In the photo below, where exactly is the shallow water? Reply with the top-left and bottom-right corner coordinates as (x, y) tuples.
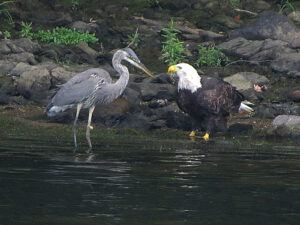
(0, 136), (300, 225)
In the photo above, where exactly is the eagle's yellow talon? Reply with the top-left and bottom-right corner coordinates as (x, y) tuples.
(189, 130), (196, 137)
(89, 125), (94, 130)
(202, 133), (209, 141)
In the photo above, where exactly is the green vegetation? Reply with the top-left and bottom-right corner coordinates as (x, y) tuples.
(20, 22), (98, 45)
(126, 29), (140, 47)
(161, 19), (185, 66)
(3, 30), (11, 40)
(279, 0), (295, 13)
(0, 0), (15, 24)
(20, 22), (33, 39)
(196, 46), (229, 67)
(230, 0), (240, 8)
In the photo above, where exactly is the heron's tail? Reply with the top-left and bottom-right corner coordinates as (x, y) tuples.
(45, 103), (69, 117)
(239, 100), (254, 113)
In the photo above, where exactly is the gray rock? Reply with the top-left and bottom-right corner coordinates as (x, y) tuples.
(70, 21), (97, 33)
(2, 52), (38, 65)
(0, 60), (17, 73)
(271, 52), (300, 74)
(50, 67), (77, 84)
(268, 115), (300, 139)
(219, 37), (263, 59)
(224, 72), (269, 100)
(16, 67), (51, 101)
(10, 62), (34, 77)
(230, 11), (300, 48)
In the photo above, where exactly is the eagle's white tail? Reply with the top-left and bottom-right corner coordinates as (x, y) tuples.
(239, 100), (254, 113)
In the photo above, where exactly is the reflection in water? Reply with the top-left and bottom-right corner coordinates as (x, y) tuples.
(0, 137), (300, 225)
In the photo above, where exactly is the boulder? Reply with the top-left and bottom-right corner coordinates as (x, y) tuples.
(229, 11), (300, 48)
(16, 67), (51, 102)
(268, 115), (300, 140)
(50, 67), (77, 84)
(223, 72), (270, 100)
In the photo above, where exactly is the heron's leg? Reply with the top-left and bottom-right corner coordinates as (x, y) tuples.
(86, 106), (95, 149)
(73, 103), (83, 148)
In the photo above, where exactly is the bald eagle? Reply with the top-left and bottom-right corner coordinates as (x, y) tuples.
(168, 63), (253, 141)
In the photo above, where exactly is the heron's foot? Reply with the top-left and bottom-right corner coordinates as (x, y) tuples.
(202, 133), (210, 141)
(89, 125), (94, 130)
(189, 130), (196, 137)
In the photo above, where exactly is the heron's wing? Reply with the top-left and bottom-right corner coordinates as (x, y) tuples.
(52, 68), (112, 106)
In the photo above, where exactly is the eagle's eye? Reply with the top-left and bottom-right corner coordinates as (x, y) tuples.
(177, 66), (182, 70)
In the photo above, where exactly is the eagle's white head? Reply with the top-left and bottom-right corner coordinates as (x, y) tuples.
(168, 63), (202, 93)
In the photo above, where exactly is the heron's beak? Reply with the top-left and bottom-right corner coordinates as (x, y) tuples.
(127, 58), (153, 77)
(168, 65), (179, 73)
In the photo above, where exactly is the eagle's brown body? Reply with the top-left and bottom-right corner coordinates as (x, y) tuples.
(177, 75), (244, 133)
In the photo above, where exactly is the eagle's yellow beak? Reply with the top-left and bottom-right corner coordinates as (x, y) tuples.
(168, 65), (179, 73)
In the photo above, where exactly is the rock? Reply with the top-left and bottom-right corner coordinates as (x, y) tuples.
(289, 90), (300, 102)
(250, 0), (271, 12)
(219, 37), (294, 60)
(118, 112), (162, 130)
(10, 62), (34, 77)
(271, 52), (300, 74)
(288, 11), (300, 23)
(150, 73), (174, 84)
(229, 11), (300, 48)
(223, 72), (270, 100)
(12, 38), (41, 53)
(50, 67), (77, 84)
(131, 82), (176, 102)
(268, 115), (300, 139)
(219, 37), (263, 59)
(255, 103), (300, 119)
(211, 14), (242, 29)
(0, 60), (17, 73)
(2, 52), (38, 65)
(16, 67), (51, 102)
(70, 21), (97, 33)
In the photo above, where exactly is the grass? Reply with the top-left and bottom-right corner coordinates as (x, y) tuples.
(279, 0), (295, 13)
(161, 19), (185, 66)
(20, 22), (98, 45)
(0, 0), (15, 24)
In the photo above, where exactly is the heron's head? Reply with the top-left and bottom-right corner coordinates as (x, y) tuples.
(168, 63), (201, 92)
(120, 48), (153, 77)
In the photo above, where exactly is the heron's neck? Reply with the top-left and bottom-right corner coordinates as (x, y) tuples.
(113, 62), (130, 97)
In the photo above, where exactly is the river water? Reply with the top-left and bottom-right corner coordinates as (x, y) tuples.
(0, 136), (300, 225)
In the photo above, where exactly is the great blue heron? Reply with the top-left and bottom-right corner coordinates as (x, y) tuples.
(46, 48), (153, 149)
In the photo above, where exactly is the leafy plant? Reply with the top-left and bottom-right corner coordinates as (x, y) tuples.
(196, 46), (229, 67)
(126, 28), (140, 47)
(279, 0), (295, 13)
(34, 27), (98, 45)
(230, 0), (240, 8)
(20, 22), (98, 46)
(0, 0), (15, 24)
(20, 22), (33, 39)
(161, 19), (185, 66)
(3, 30), (11, 40)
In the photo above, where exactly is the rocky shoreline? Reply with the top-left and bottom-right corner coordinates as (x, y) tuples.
(0, 0), (299, 141)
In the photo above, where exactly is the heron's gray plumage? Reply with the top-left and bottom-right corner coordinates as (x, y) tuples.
(51, 68), (112, 107)
(45, 48), (152, 149)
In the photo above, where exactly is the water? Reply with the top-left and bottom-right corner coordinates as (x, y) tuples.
(0, 136), (300, 225)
